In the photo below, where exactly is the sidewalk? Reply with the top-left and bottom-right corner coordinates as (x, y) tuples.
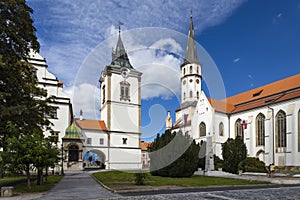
(194, 170), (300, 185)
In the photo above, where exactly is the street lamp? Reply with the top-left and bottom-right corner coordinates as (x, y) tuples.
(61, 143), (64, 175)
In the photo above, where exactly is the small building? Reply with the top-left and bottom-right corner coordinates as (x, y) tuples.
(140, 141), (151, 168)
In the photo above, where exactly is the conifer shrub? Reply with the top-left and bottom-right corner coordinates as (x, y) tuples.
(149, 130), (201, 177)
(239, 157), (267, 173)
(222, 136), (247, 174)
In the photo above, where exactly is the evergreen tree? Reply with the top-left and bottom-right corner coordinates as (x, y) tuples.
(222, 136), (247, 174)
(150, 130), (201, 177)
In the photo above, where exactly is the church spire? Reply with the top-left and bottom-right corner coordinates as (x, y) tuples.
(184, 11), (199, 64)
(111, 21), (133, 68)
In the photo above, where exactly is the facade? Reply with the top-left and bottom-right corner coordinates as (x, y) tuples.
(168, 15), (300, 169)
(62, 27), (143, 170)
(28, 50), (73, 144)
(141, 141), (151, 169)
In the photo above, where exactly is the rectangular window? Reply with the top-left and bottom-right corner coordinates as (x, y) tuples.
(99, 138), (104, 145)
(122, 138), (127, 145)
(87, 138), (92, 145)
(120, 81), (130, 101)
(45, 108), (58, 119)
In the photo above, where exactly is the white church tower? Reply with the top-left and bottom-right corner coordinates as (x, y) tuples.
(99, 25), (142, 169)
(181, 13), (202, 103)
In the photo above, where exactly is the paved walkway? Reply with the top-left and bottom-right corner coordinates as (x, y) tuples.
(35, 171), (120, 200)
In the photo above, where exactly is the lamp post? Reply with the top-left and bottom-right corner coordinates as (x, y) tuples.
(61, 143), (64, 175)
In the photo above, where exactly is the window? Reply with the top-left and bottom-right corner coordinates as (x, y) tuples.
(102, 85), (105, 104)
(190, 91), (193, 98)
(45, 108), (58, 119)
(196, 79), (200, 84)
(256, 113), (265, 146)
(183, 80), (186, 85)
(99, 138), (104, 145)
(199, 122), (206, 137)
(235, 119), (244, 140)
(183, 68), (186, 75)
(298, 109), (300, 152)
(276, 110), (286, 148)
(196, 91), (199, 100)
(120, 81), (130, 101)
(50, 131), (59, 144)
(190, 65), (193, 74)
(87, 138), (92, 145)
(219, 122), (224, 136)
(68, 144), (79, 162)
(197, 66), (199, 74)
(183, 92), (186, 100)
(122, 138), (128, 145)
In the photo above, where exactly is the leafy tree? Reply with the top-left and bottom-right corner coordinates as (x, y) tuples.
(150, 130), (201, 177)
(222, 136), (247, 174)
(238, 157), (267, 173)
(0, 0), (57, 187)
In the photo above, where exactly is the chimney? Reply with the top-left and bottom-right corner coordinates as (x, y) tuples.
(80, 109), (83, 120)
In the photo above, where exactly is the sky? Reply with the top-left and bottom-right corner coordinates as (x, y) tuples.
(27, 0), (300, 141)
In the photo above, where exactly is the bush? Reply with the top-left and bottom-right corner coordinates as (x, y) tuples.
(134, 172), (147, 185)
(222, 137), (247, 174)
(214, 155), (223, 170)
(150, 130), (201, 177)
(239, 157), (267, 173)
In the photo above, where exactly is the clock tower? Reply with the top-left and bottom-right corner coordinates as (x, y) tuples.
(99, 25), (142, 169)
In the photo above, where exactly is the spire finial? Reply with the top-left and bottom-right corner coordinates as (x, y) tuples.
(190, 9), (193, 18)
(118, 21), (124, 34)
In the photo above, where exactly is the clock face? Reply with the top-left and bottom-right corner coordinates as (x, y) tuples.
(121, 68), (129, 78)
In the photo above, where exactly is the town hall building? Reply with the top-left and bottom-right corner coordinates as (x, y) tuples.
(167, 14), (300, 170)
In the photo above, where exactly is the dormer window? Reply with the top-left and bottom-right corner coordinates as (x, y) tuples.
(253, 89), (263, 97)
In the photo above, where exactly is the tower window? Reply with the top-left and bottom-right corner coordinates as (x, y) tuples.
(197, 66), (199, 74)
(183, 92), (186, 100)
(122, 138), (128, 145)
(196, 79), (200, 84)
(189, 79), (193, 83)
(190, 66), (193, 74)
(196, 91), (199, 100)
(190, 91), (193, 98)
(120, 81), (130, 101)
(102, 85), (106, 104)
(183, 68), (186, 75)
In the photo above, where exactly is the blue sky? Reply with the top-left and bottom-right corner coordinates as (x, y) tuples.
(27, 0), (300, 141)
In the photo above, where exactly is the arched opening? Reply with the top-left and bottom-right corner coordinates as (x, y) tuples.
(256, 113), (265, 146)
(276, 110), (286, 151)
(83, 150), (106, 169)
(199, 122), (206, 137)
(68, 144), (79, 162)
(190, 65), (193, 74)
(235, 118), (244, 141)
(219, 122), (224, 136)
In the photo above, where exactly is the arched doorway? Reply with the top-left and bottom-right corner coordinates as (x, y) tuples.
(83, 150), (106, 169)
(68, 144), (79, 162)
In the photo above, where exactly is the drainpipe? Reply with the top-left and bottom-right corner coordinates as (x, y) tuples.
(268, 106), (275, 164)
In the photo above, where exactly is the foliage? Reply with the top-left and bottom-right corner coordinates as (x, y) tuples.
(0, 0), (58, 189)
(239, 157), (267, 173)
(222, 136), (247, 174)
(134, 172), (147, 185)
(93, 170), (268, 190)
(214, 155), (223, 170)
(149, 129), (201, 177)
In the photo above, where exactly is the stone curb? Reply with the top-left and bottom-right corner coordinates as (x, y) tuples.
(90, 173), (117, 193)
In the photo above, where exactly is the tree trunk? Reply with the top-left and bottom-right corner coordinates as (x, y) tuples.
(25, 164), (31, 190)
(45, 167), (48, 183)
(37, 167), (43, 185)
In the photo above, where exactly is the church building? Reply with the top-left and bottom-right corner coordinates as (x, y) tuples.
(168, 14), (300, 170)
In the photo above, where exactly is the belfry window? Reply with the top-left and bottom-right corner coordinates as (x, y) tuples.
(102, 85), (105, 104)
(196, 91), (199, 100)
(190, 91), (193, 98)
(190, 66), (193, 74)
(183, 68), (186, 75)
(120, 81), (130, 101)
(256, 113), (265, 146)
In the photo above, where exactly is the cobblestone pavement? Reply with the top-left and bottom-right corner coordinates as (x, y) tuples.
(101, 186), (300, 200)
(35, 171), (120, 200)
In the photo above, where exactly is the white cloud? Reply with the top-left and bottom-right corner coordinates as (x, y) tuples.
(233, 57), (240, 63)
(273, 12), (283, 24)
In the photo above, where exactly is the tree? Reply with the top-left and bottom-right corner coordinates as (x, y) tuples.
(150, 130), (201, 177)
(0, 0), (57, 186)
(222, 136), (247, 174)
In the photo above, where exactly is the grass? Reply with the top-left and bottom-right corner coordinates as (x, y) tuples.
(14, 175), (63, 193)
(93, 170), (267, 190)
(0, 176), (28, 187)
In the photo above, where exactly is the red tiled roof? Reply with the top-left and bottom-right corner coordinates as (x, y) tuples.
(75, 119), (107, 131)
(209, 74), (300, 114)
(140, 141), (152, 151)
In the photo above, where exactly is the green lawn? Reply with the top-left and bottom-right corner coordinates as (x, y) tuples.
(0, 176), (27, 187)
(93, 170), (267, 190)
(14, 175), (63, 193)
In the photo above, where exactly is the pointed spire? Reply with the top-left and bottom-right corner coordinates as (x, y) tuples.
(111, 21), (133, 68)
(184, 11), (199, 64)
